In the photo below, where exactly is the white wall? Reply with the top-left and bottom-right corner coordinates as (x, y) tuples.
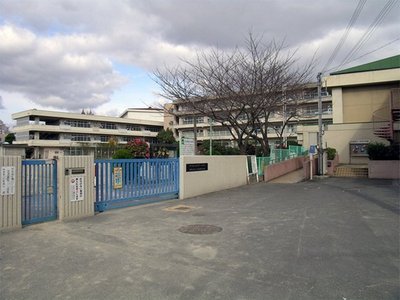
(179, 155), (248, 199)
(57, 156), (94, 220)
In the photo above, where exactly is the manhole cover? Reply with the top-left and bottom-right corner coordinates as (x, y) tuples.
(178, 224), (222, 235)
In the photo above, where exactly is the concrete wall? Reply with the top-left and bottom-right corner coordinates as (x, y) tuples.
(57, 156), (95, 220)
(368, 160), (400, 179)
(264, 157), (304, 182)
(342, 85), (393, 123)
(0, 156), (21, 231)
(0, 146), (25, 158)
(179, 155), (247, 199)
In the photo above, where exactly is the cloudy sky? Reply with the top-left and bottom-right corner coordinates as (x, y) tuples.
(0, 0), (399, 126)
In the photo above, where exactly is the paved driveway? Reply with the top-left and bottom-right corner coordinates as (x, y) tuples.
(1, 178), (399, 299)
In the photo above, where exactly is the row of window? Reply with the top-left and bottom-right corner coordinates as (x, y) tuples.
(64, 120), (91, 128)
(182, 116), (205, 124)
(61, 120), (161, 131)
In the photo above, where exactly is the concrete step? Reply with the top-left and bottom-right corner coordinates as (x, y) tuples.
(334, 166), (368, 178)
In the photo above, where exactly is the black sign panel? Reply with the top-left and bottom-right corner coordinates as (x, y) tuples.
(186, 163), (208, 172)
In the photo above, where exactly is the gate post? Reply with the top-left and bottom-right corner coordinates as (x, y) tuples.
(0, 156), (22, 231)
(58, 156), (95, 221)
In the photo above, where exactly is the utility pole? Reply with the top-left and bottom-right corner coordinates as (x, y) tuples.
(193, 115), (197, 155)
(317, 72), (323, 175)
(209, 117), (213, 155)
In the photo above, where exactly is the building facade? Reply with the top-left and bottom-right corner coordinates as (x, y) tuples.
(12, 109), (164, 159)
(298, 55), (400, 164)
(168, 84), (333, 149)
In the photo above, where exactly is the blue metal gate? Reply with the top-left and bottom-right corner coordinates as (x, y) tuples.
(95, 158), (179, 211)
(21, 160), (57, 225)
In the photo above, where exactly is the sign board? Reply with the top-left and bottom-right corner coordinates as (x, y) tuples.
(70, 175), (84, 201)
(1, 166), (15, 196)
(180, 136), (195, 156)
(246, 156), (258, 175)
(113, 167), (123, 189)
(350, 142), (369, 157)
(309, 145), (317, 154)
(186, 163), (208, 172)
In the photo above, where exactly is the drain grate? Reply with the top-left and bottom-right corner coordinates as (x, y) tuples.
(178, 224), (222, 235)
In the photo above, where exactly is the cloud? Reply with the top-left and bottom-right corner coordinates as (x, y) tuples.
(0, 96), (4, 109)
(0, 24), (126, 111)
(0, 0), (398, 116)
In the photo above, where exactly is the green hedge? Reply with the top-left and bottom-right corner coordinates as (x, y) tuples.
(367, 143), (400, 160)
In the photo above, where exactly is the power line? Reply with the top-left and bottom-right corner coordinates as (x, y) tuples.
(337, 0), (398, 69)
(326, 36), (400, 73)
(322, 0), (366, 73)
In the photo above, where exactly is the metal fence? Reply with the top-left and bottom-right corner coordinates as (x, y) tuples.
(21, 160), (57, 225)
(256, 146), (306, 176)
(95, 158), (179, 211)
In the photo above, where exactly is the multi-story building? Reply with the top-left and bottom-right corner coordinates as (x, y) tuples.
(298, 54), (400, 164)
(168, 84), (333, 149)
(12, 109), (164, 159)
(168, 55), (399, 164)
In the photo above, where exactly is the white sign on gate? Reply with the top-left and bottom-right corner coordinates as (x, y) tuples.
(1, 166), (15, 196)
(70, 175), (84, 201)
(180, 136), (195, 156)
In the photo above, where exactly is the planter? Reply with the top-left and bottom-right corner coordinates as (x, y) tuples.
(327, 154), (339, 176)
(368, 160), (400, 179)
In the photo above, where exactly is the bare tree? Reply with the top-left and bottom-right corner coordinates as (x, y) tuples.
(153, 33), (314, 155)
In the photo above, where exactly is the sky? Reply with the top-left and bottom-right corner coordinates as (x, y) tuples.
(0, 0), (399, 126)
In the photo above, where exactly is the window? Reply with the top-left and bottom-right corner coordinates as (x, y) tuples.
(99, 122), (117, 130)
(99, 136), (109, 142)
(182, 116), (204, 124)
(64, 120), (91, 128)
(144, 126), (160, 133)
(122, 136), (135, 142)
(64, 148), (90, 156)
(127, 125), (142, 131)
(71, 134), (91, 142)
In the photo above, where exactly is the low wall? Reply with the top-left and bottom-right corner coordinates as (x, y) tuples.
(368, 160), (400, 179)
(302, 156), (318, 180)
(179, 155), (248, 199)
(263, 157), (304, 182)
(327, 155), (340, 176)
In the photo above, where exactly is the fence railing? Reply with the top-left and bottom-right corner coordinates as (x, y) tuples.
(256, 145), (306, 176)
(94, 158), (179, 211)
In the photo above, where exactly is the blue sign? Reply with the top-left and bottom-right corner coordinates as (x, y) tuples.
(309, 145), (317, 154)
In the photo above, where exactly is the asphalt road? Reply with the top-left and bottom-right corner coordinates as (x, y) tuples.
(1, 177), (399, 300)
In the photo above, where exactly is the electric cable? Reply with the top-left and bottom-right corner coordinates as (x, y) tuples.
(337, 0), (398, 69)
(322, 0), (366, 73)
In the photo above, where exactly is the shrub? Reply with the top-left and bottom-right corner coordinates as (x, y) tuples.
(367, 142), (400, 160)
(112, 149), (132, 159)
(127, 139), (150, 158)
(326, 147), (337, 160)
